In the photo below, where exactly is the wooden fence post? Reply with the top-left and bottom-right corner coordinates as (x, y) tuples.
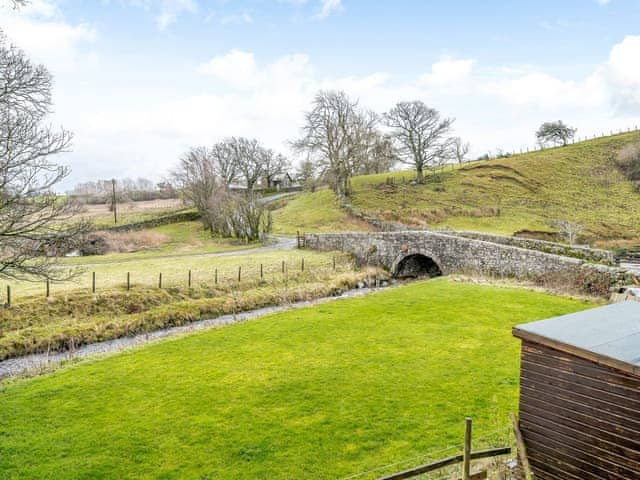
(6, 285), (11, 307)
(188, 270), (192, 288)
(126, 272), (130, 291)
(46, 278), (50, 298)
(215, 268), (218, 285)
(282, 260), (285, 274)
(260, 264), (263, 280)
(333, 256), (336, 270)
(463, 417), (472, 480)
(92, 271), (96, 293)
(238, 266), (242, 283)
(301, 258), (304, 272)
(158, 272), (162, 289)
(510, 413), (533, 480)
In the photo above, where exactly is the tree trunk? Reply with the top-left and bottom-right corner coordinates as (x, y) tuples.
(416, 166), (424, 184)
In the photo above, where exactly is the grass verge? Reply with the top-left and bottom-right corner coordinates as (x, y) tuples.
(271, 189), (373, 235)
(0, 256), (373, 360)
(0, 278), (593, 479)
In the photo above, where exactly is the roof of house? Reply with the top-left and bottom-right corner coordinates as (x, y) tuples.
(513, 301), (640, 376)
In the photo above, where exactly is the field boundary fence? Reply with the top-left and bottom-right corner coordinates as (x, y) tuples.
(1, 255), (352, 307)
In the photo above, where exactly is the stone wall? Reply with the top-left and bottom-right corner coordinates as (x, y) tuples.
(437, 229), (615, 265)
(304, 231), (635, 295)
(342, 202), (615, 265)
(104, 210), (200, 233)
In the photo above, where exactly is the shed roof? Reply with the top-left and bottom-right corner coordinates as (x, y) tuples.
(513, 301), (640, 377)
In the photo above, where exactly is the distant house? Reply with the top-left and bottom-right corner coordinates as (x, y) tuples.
(512, 302), (640, 480)
(271, 172), (297, 191)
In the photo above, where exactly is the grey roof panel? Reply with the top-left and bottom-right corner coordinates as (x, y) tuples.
(514, 301), (640, 367)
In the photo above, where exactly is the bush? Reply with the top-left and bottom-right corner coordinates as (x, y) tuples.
(616, 143), (640, 187)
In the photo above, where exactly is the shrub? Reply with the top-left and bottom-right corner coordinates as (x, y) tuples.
(616, 142), (640, 188)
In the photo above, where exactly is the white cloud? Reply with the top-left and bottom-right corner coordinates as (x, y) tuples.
(419, 57), (474, 87)
(482, 35), (640, 114)
(315, 0), (342, 19)
(117, 0), (197, 30)
(596, 35), (640, 111)
(596, 0), (611, 5)
(59, 39), (640, 187)
(155, 0), (197, 30)
(0, 2), (96, 70)
(198, 49), (314, 92)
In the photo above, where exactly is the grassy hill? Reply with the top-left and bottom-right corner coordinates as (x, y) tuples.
(273, 132), (640, 246)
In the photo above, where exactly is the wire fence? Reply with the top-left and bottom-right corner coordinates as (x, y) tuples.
(359, 124), (640, 189)
(2, 255), (354, 306)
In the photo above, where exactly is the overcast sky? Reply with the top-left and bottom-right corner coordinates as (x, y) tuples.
(3, 0), (640, 189)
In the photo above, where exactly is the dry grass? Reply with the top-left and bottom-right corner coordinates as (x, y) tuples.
(97, 230), (170, 253)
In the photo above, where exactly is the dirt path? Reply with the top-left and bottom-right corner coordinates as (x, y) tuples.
(0, 285), (386, 380)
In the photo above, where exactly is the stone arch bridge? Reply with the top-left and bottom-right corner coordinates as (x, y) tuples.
(303, 231), (631, 286)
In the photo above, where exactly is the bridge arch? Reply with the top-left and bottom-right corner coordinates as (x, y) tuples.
(390, 249), (444, 279)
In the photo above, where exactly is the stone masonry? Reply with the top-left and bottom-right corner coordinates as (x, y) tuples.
(304, 230), (634, 289)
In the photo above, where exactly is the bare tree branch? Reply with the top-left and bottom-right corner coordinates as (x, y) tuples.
(0, 34), (89, 281)
(384, 101), (454, 183)
(293, 90), (377, 197)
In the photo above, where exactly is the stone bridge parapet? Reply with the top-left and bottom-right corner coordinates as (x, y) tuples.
(304, 231), (634, 293)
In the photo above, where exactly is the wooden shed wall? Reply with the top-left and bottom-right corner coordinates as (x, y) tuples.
(519, 340), (640, 480)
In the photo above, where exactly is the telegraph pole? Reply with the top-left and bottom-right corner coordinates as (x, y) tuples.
(111, 178), (117, 224)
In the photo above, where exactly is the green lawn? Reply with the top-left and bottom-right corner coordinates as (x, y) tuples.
(0, 279), (593, 479)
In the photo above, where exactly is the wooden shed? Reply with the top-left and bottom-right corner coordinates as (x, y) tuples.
(512, 301), (640, 480)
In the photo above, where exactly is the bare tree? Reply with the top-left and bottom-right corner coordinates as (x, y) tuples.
(172, 146), (271, 241)
(0, 33), (89, 280)
(296, 157), (318, 192)
(550, 219), (583, 246)
(357, 132), (397, 175)
(450, 137), (470, 165)
(262, 151), (290, 188)
(227, 137), (265, 192)
(210, 141), (238, 186)
(384, 101), (454, 183)
(293, 90), (376, 197)
(171, 146), (219, 231)
(536, 120), (577, 147)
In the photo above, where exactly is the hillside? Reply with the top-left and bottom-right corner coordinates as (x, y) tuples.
(273, 132), (640, 245)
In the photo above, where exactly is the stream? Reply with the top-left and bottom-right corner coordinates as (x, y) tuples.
(0, 285), (388, 380)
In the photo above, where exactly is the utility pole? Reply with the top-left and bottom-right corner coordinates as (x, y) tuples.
(111, 178), (117, 225)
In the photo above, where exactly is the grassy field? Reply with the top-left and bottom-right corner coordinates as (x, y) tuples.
(272, 133), (640, 243)
(272, 189), (372, 235)
(0, 249), (359, 358)
(85, 221), (258, 263)
(0, 279), (593, 479)
(80, 199), (187, 228)
(8, 246), (340, 299)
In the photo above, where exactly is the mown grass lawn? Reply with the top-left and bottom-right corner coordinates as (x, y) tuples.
(0, 279), (593, 479)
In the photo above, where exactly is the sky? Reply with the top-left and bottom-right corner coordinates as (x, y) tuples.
(2, 0), (640, 190)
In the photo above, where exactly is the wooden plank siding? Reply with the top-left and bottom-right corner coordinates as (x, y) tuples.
(518, 341), (640, 480)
